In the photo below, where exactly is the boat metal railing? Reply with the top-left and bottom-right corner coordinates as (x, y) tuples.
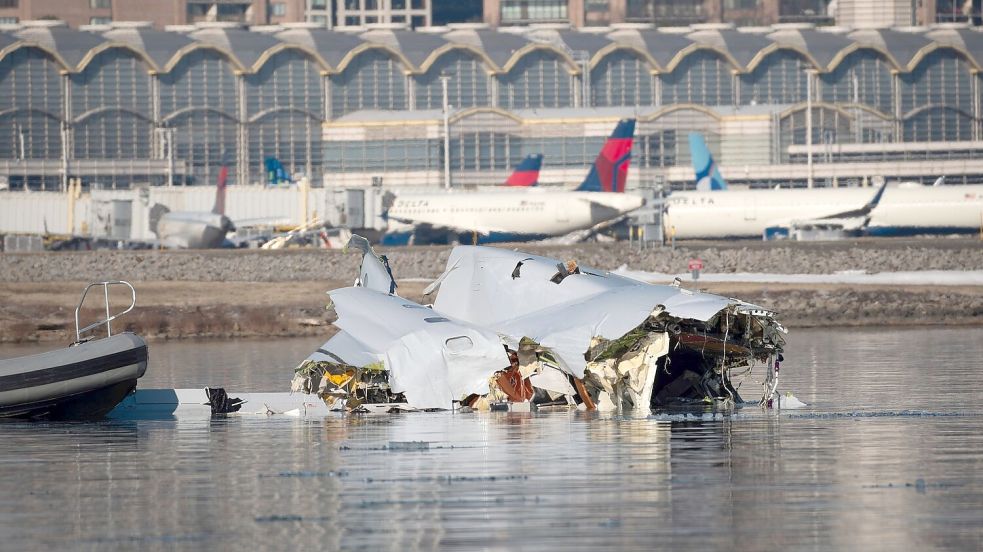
(75, 280), (137, 342)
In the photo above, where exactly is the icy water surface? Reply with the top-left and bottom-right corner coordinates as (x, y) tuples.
(1, 327), (982, 550)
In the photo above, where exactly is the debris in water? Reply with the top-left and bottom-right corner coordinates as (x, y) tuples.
(204, 387), (243, 414)
(387, 441), (431, 451)
(295, 236), (788, 413)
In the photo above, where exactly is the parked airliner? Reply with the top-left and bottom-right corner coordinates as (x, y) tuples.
(664, 134), (887, 239)
(150, 164), (235, 248)
(666, 135), (983, 239)
(502, 154), (543, 187)
(384, 119), (642, 244)
(866, 183), (983, 236)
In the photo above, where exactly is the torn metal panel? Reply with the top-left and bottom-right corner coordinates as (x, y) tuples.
(584, 332), (669, 413)
(307, 330), (381, 368)
(428, 246), (786, 410)
(528, 365), (577, 399)
(346, 234), (398, 295)
(430, 246), (763, 325)
(301, 238), (787, 414)
(311, 287), (510, 410)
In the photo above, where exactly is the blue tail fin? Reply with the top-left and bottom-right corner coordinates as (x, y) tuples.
(688, 133), (727, 191)
(575, 119), (635, 192)
(265, 157), (290, 186)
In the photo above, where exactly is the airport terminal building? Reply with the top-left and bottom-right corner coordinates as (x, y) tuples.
(2, 19), (983, 192)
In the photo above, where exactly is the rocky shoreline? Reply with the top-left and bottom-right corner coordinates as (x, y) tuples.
(2, 238), (982, 283)
(1, 239), (981, 343)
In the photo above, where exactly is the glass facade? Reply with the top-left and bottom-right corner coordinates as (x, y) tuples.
(324, 139), (440, 172)
(1, 27), (981, 190)
(897, 48), (977, 142)
(778, 106), (856, 162)
(159, 48), (240, 186)
(70, 48), (154, 173)
(661, 50), (735, 106)
(414, 50), (491, 110)
(497, 50), (574, 109)
(590, 51), (654, 107)
(330, 49), (408, 117)
(739, 50), (809, 105)
(500, 0), (568, 23)
(819, 49), (894, 114)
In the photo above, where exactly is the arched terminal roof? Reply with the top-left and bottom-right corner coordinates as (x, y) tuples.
(11, 21), (107, 69)
(924, 25), (983, 69)
(687, 26), (774, 70)
(188, 24), (283, 70)
(767, 25), (855, 70)
(443, 27), (533, 69)
(0, 20), (979, 76)
(100, 24), (195, 71)
(604, 28), (694, 71)
(848, 28), (934, 69)
(275, 27), (365, 70)
(360, 27), (449, 69)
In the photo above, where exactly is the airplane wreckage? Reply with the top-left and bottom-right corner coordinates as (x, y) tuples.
(292, 237), (788, 414)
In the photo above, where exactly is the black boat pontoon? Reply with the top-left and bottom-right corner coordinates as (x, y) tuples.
(0, 281), (148, 420)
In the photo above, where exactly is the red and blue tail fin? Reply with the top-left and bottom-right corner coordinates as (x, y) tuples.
(575, 118), (635, 193)
(212, 155), (230, 215)
(503, 154), (543, 186)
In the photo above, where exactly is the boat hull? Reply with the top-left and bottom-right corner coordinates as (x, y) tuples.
(0, 333), (148, 420)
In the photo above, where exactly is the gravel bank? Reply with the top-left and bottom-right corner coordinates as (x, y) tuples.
(2, 239), (981, 342)
(1, 239), (981, 283)
(2, 280), (981, 344)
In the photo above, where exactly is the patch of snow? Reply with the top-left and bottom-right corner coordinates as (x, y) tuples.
(613, 268), (983, 287)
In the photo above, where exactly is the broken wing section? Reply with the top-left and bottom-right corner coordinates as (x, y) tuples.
(296, 287), (511, 410)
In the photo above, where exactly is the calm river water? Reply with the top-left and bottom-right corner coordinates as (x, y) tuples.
(1, 327), (982, 550)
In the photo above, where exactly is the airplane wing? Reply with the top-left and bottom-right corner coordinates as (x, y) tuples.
(385, 214), (500, 236)
(811, 181), (887, 220)
(773, 216), (869, 232)
(535, 213), (631, 245)
(232, 216), (293, 228)
(765, 182), (888, 232)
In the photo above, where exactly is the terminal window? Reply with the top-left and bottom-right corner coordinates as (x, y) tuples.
(627, 0), (703, 24)
(501, 0), (568, 23)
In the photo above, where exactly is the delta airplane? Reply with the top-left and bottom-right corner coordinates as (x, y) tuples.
(381, 153), (544, 243)
(384, 119), (643, 244)
(666, 134), (983, 239)
(150, 164), (235, 248)
(664, 134), (888, 240)
(865, 181), (983, 236)
(501, 153), (544, 187)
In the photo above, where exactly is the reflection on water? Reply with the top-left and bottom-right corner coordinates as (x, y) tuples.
(1, 328), (982, 550)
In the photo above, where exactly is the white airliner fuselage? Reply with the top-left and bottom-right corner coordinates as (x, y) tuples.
(866, 185), (983, 236)
(155, 211), (234, 249)
(665, 185), (983, 239)
(387, 188), (644, 241)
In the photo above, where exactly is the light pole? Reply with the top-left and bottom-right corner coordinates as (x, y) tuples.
(806, 69), (815, 188)
(440, 73), (451, 190)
